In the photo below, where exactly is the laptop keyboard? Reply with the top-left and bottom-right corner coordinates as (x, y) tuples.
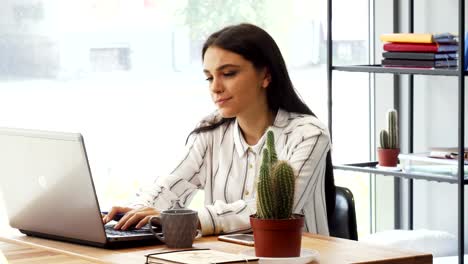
(105, 225), (153, 236)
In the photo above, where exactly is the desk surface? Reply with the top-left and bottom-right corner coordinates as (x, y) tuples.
(0, 229), (432, 264)
(0, 240), (96, 264)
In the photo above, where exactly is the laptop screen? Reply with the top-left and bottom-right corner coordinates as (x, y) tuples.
(0, 127), (107, 244)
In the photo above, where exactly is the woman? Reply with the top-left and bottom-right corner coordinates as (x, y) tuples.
(103, 23), (335, 236)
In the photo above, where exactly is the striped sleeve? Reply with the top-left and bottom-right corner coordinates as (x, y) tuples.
(130, 133), (209, 210)
(198, 199), (256, 236)
(287, 124), (330, 235)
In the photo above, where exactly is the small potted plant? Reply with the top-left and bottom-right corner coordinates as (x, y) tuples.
(378, 109), (399, 167)
(250, 131), (304, 258)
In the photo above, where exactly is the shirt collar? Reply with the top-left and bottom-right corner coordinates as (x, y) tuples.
(233, 109), (289, 157)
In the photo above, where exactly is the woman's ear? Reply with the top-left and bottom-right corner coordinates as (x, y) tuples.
(262, 69), (272, 89)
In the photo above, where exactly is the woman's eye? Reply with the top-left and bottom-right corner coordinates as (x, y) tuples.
(205, 76), (213, 82)
(223, 71), (237, 77)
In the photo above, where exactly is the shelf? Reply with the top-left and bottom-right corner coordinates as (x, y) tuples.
(333, 65), (468, 76)
(334, 162), (468, 184)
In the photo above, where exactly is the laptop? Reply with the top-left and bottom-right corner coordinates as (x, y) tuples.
(0, 127), (160, 248)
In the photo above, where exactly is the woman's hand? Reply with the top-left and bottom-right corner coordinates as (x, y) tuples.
(103, 206), (160, 230)
(102, 206), (133, 224)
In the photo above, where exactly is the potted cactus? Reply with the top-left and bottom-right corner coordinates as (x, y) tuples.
(250, 131), (304, 258)
(378, 109), (400, 167)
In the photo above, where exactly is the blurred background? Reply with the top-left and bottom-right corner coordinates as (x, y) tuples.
(0, 0), (370, 237)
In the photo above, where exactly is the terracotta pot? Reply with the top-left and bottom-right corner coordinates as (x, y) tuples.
(377, 148), (400, 167)
(250, 214), (304, 257)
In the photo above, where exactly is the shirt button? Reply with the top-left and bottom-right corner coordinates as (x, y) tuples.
(245, 190), (249, 196)
(249, 164), (253, 169)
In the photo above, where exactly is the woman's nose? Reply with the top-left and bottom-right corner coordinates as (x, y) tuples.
(210, 78), (224, 93)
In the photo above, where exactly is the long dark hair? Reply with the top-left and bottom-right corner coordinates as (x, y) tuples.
(192, 23), (335, 223)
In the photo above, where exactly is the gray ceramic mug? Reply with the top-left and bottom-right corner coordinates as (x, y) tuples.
(150, 209), (202, 248)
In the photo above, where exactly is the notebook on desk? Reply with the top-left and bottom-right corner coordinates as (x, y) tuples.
(0, 127), (160, 248)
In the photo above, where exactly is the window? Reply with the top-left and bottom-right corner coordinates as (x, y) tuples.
(0, 0), (370, 236)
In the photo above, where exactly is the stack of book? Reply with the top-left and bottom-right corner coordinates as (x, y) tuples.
(380, 33), (458, 68)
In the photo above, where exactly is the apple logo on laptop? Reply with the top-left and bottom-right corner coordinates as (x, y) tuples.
(37, 176), (47, 188)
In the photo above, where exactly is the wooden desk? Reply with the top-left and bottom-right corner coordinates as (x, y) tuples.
(0, 229), (432, 264)
(0, 240), (96, 263)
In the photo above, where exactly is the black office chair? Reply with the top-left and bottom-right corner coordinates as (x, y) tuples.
(328, 186), (358, 241)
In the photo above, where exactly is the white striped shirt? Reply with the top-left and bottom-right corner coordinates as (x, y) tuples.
(132, 109), (331, 236)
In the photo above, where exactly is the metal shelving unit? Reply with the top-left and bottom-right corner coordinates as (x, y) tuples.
(327, 0), (466, 263)
(335, 162), (468, 184)
(333, 65), (468, 76)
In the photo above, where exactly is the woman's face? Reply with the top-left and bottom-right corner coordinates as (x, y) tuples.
(203, 46), (270, 118)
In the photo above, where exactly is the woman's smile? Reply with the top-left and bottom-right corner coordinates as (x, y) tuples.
(215, 97), (232, 106)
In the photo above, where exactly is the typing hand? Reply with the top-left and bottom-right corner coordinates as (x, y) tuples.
(102, 212), (125, 222)
(104, 206), (160, 230)
(102, 206), (133, 225)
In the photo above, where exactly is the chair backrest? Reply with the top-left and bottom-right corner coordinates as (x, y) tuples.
(328, 186), (358, 240)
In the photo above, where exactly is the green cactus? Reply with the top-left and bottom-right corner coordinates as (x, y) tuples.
(266, 131), (278, 164)
(256, 149), (275, 219)
(380, 130), (389, 149)
(271, 161), (295, 219)
(256, 131), (295, 219)
(379, 109), (399, 149)
(388, 109), (398, 148)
